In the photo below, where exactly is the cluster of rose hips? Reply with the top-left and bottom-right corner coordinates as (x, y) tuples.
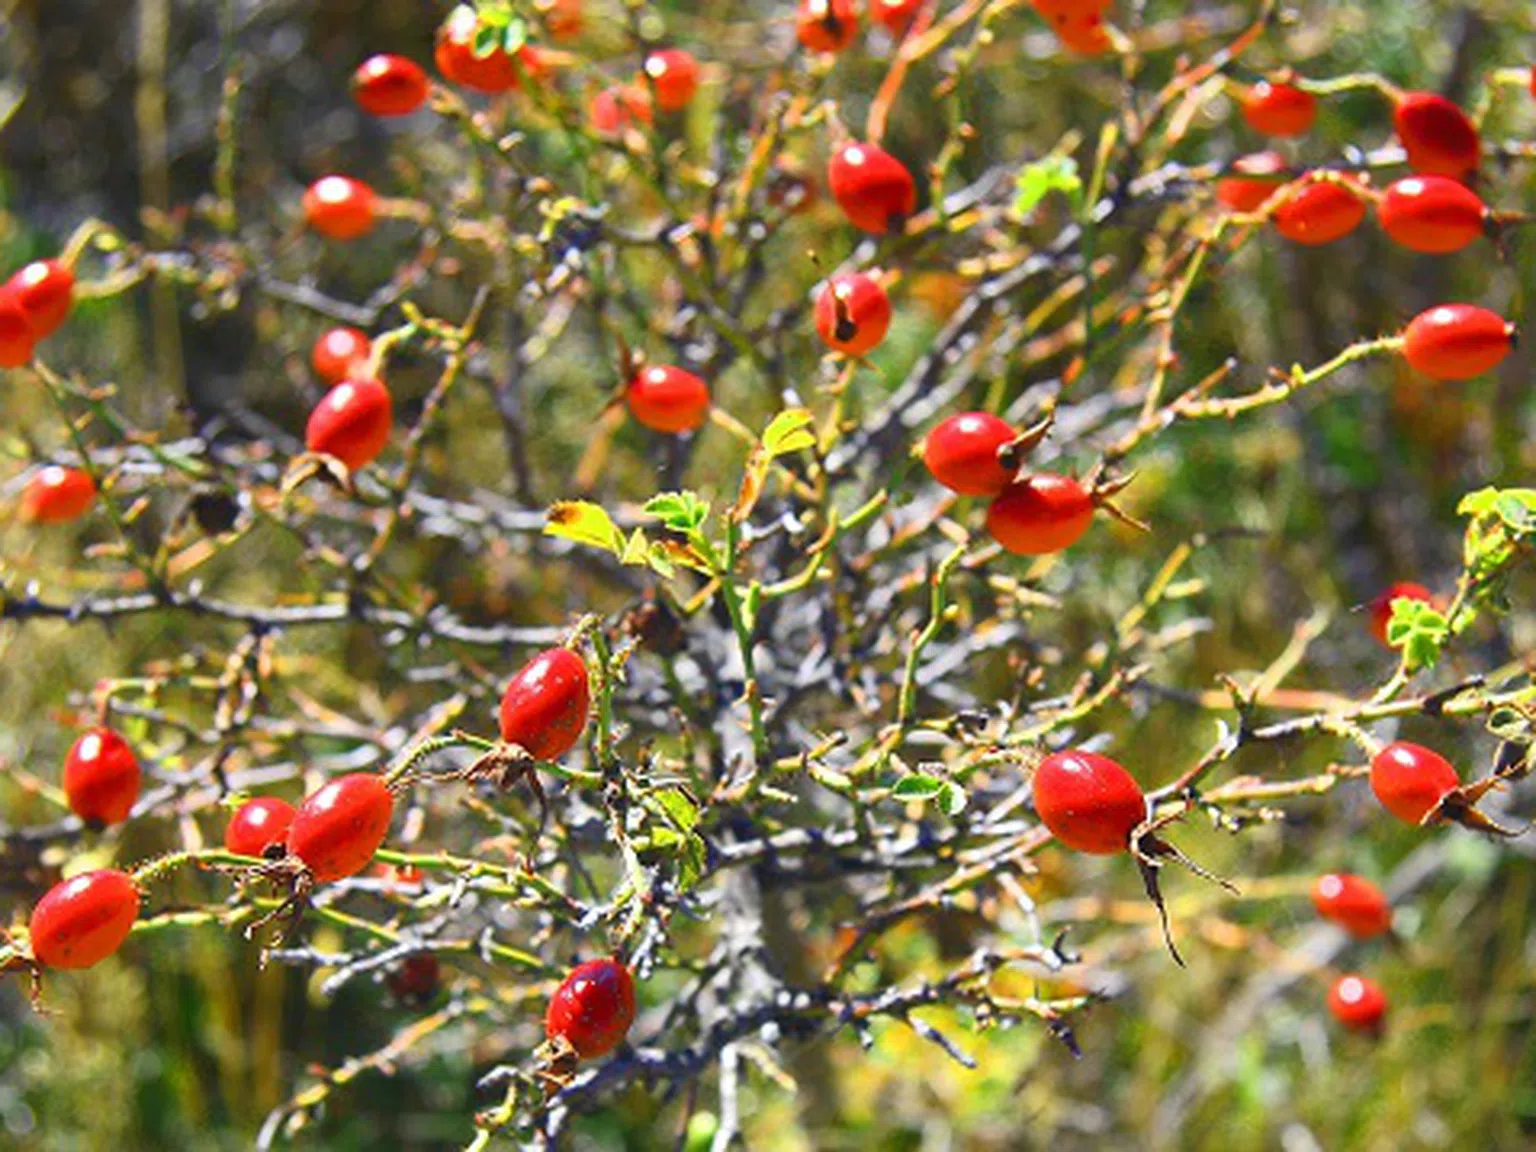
(21, 644), (637, 1068)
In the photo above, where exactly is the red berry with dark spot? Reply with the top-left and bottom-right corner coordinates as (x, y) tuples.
(1032, 749), (1146, 855)
(303, 176), (378, 241)
(29, 869), (140, 970)
(1394, 91), (1479, 179)
(1242, 80), (1317, 138)
(626, 365), (710, 434)
(644, 49), (699, 112)
(797, 0), (859, 53)
(922, 412), (1018, 496)
(225, 797), (297, 859)
(1272, 174), (1367, 245)
(1370, 741), (1460, 825)
(20, 465), (97, 524)
(814, 273), (892, 356)
(0, 285), (35, 368)
(1216, 152), (1287, 213)
(352, 54), (429, 117)
(306, 377), (393, 470)
(1401, 304), (1513, 381)
(1328, 974), (1387, 1033)
(7, 258), (75, 339)
(288, 774), (395, 883)
(1311, 874), (1392, 938)
(63, 726), (141, 826)
(1367, 581), (1434, 648)
(1377, 176), (1487, 254)
(828, 142), (917, 234)
(311, 327), (372, 385)
(499, 647), (591, 760)
(872, 0), (924, 34)
(546, 958), (637, 1059)
(986, 474), (1095, 555)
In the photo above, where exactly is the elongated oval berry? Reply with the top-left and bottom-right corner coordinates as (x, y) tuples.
(872, 0), (924, 34)
(1033, 749), (1146, 855)
(591, 85), (653, 136)
(7, 258), (75, 339)
(922, 412), (1017, 496)
(63, 727), (141, 826)
(1311, 874), (1392, 938)
(815, 273), (892, 356)
(288, 774), (394, 883)
(29, 869), (140, 969)
(1216, 152), (1287, 213)
(1328, 974), (1387, 1033)
(20, 465), (97, 524)
(986, 474), (1095, 555)
(1272, 174), (1367, 245)
(306, 377), (393, 470)
(499, 647), (591, 760)
(1370, 741), (1459, 825)
(304, 176), (378, 241)
(311, 327), (372, 385)
(1401, 304), (1513, 381)
(1394, 91), (1479, 178)
(828, 142), (917, 234)
(797, 0), (859, 53)
(1377, 176), (1486, 254)
(644, 49), (699, 112)
(1242, 80), (1317, 138)
(627, 365), (710, 434)
(546, 958), (636, 1059)
(352, 54), (429, 117)
(0, 285), (35, 367)
(224, 797), (297, 859)
(1367, 581), (1434, 648)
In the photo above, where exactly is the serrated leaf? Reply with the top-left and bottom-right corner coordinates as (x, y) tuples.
(645, 542), (678, 579)
(892, 774), (946, 801)
(644, 490), (711, 534)
(1013, 155), (1081, 217)
(652, 787), (700, 832)
(1458, 487), (1501, 517)
(678, 833), (706, 890)
(762, 408), (816, 459)
(620, 527), (652, 567)
(472, 24), (503, 58)
(545, 500), (624, 553)
(1495, 492), (1535, 533)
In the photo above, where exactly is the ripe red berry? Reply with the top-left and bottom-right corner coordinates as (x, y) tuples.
(305, 377), (393, 470)
(20, 465), (97, 524)
(1394, 91), (1479, 179)
(311, 327), (372, 385)
(352, 54), (429, 117)
(626, 365), (711, 434)
(1054, 14), (1112, 54)
(1311, 874), (1392, 938)
(0, 285), (36, 368)
(63, 726), (141, 826)
(922, 412), (1018, 496)
(6, 258), (75, 339)
(1327, 974), (1387, 1033)
(986, 474), (1095, 555)
(29, 869), (140, 969)
(1370, 741), (1460, 825)
(541, 0), (583, 41)
(387, 952), (442, 1002)
(1367, 581), (1434, 648)
(546, 958), (637, 1059)
(1216, 152), (1287, 213)
(1401, 304), (1513, 381)
(644, 49), (699, 112)
(303, 176), (378, 241)
(435, 7), (545, 93)
(872, 0), (924, 34)
(815, 273), (893, 356)
(1032, 749), (1146, 855)
(797, 0), (859, 53)
(499, 647), (591, 760)
(225, 797), (297, 859)
(1242, 80), (1317, 137)
(288, 773), (395, 883)
(828, 142), (917, 234)
(1032, 0), (1111, 21)
(1272, 174), (1367, 245)
(1376, 175), (1487, 254)
(591, 85), (654, 136)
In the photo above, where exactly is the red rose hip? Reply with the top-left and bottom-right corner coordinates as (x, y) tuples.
(499, 647), (591, 760)
(20, 465), (97, 523)
(0, 285), (35, 367)
(304, 176), (378, 241)
(1367, 581), (1434, 648)
(643, 49), (699, 112)
(63, 726), (141, 826)
(815, 273), (892, 356)
(7, 258), (75, 338)
(352, 54), (429, 117)
(29, 869), (140, 969)
(306, 377), (393, 469)
(1272, 174), (1367, 245)
(1216, 152), (1287, 213)
(1401, 304), (1513, 381)
(311, 327), (372, 385)
(828, 142), (917, 234)
(1311, 874), (1392, 938)
(225, 797), (297, 858)
(1370, 741), (1460, 825)
(872, 0), (924, 34)
(1328, 974), (1387, 1033)
(1394, 91), (1479, 179)
(986, 474), (1095, 555)
(1377, 176), (1487, 254)
(288, 773), (394, 882)
(797, 0), (859, 53)
(546, 958), (637, 1059)
(626, 365), (710, 434)
(1033, 749), (1146, 854)
(922, 412), (1018, 496)
(1241, 80), (1317, 138)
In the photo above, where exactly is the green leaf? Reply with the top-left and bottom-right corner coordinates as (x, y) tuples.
(678, 833), (707, 890)
(938, 781), (968, 816)
(1385, 598), (1448, 669)
(472, 24), (503, 58)
(502, 17), (527, 54)
(1495, 491), (1536, 534)
(1013, 155), (1081, 217)
(620, 527), (652, 567)
(892, 774), (946, 801)
(1457, 487), (1502, 517)
(544, 500), (624, 553)
(651, 787), (700, 832)
(761, 408), (816, 459)
(644, 490), (711, 535)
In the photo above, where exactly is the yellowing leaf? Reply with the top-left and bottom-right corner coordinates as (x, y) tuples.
(544, 500), (623, 554)
(761, 408), (816, 459)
